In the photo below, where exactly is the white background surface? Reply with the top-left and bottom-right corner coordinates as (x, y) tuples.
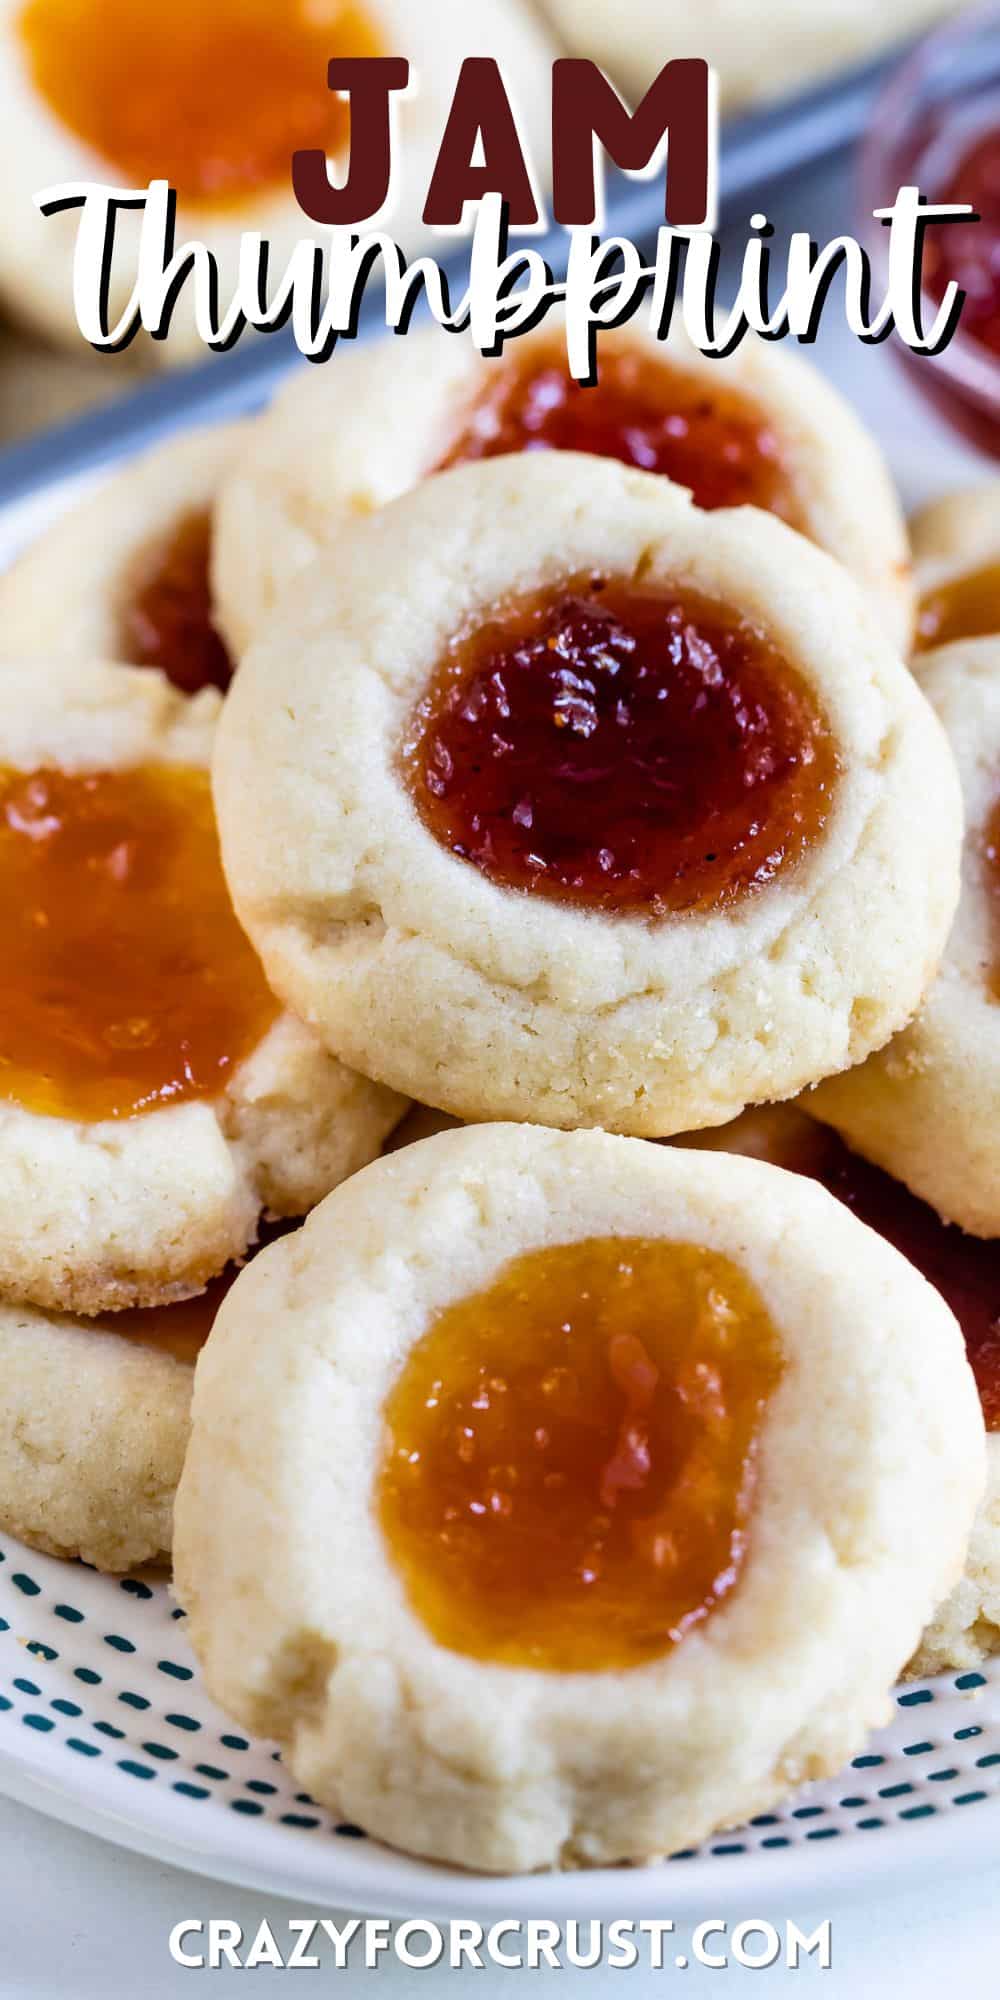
(1, 154), (998, 1993)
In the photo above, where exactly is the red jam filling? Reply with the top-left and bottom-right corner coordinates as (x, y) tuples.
(120, 510), (233, 696)
(378, 1237), (784, 1671)
(438, 342), (802, 524)
(403, 578), (839, 915)
(0, 763), (278, 1122)
(17, 0), (381, 209)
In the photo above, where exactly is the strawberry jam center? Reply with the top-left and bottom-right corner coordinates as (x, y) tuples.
(120, 510), (233, 696)
(916, 561), (1000, 653)
(438, 342), (801, 523)
(404, 578), (838, 915)
(17, 0), (380, 208)
(0, 763), (278, 1121)
(378, 1237), (783, 1671)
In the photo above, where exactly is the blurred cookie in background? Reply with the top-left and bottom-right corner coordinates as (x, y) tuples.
(538, 0), (967, 114)
(0, 318), (143, 445)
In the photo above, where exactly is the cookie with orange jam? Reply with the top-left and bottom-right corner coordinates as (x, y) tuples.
(0, 424), (243, 684)
(214, 453), (958, 1136)
(213, 317), (912, 659)
(910, 486), (1000, 657)
(0, 657), (404, 1316)
(173, 1123), (982, 1872)
(809, 637), (1000, 1237)
(672, 1103), (1000, 1675)
(0, 0), (555, 361)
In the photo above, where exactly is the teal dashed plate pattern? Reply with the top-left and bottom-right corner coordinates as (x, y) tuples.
(0, 1529), (998, 1915)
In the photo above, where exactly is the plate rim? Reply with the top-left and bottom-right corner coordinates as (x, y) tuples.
(1, 1714), (999, 1920)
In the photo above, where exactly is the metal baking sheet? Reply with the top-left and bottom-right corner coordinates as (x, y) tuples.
(0, 41), (908, 508)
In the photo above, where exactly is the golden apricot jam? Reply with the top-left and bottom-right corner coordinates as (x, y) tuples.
(916, 563), (1000, 652)
(695, 1108), (1000, 1434)
(438, 342), (801, 524)
(0, 763), (278, 1122)
(120, 510), (233, 696)
(17, 0), (380, 208)
(378, 1237), (784, 1672)
(98, 1218), (298, 1364)
(403, 578), (839, 915)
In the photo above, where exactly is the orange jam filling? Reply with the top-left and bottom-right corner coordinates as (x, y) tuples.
(0, 763), (278, 1122)
(120, 510), (233, 697)
(403, 578), (839, 915)
(378, 1237), (784, 1672)
(16, 0), (380, 208)
(438, 342), (801, 524)
(916, 562), (1000, 651)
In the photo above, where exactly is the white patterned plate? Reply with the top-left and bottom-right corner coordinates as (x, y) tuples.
(0, 1532), (998, 1916)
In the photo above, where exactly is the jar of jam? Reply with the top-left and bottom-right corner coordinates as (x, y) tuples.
(860, 5), (1000, 453)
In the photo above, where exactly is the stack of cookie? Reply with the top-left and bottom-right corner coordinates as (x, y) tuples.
(1, 319), (997, 1873)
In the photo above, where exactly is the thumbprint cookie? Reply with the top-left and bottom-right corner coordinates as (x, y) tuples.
(0, 657), (404, 1316)
(213, 317), (912, 658)
(0, 424), (242, 686)
(536, 0), (962, 113)
(0, 0), (555, 361)
(173, 1123), (982, 1873)
(910, 485), (1000, 655)
(809, 637), (1000, 1237)
(672, 1104), (1000, 1676)
(214, 454), (959, 1136)
(0, 1224), (296, 1572)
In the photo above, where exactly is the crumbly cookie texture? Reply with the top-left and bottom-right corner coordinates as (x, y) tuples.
(807, 638), (1000, 1235)
(213, 316), (912, 659)
(0, 422), (244, 660)
(173, 1123), (983, 1874)
(0, 1302), (190, 1570)
(910, 1438), (1000, 1676)
(537, 0), (962, 111)
(213, 453), (960, 1137)
(0, 657), (405, 1315)
(0, 0), (555, 363)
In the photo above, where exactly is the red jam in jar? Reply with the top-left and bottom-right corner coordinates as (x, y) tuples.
(120, 510), (233, 696)
(925, 125), (1000, 361)
(378, 1236), (784, 1670)
(404, 578), (839, 916)
(439, 342), (802, 524)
